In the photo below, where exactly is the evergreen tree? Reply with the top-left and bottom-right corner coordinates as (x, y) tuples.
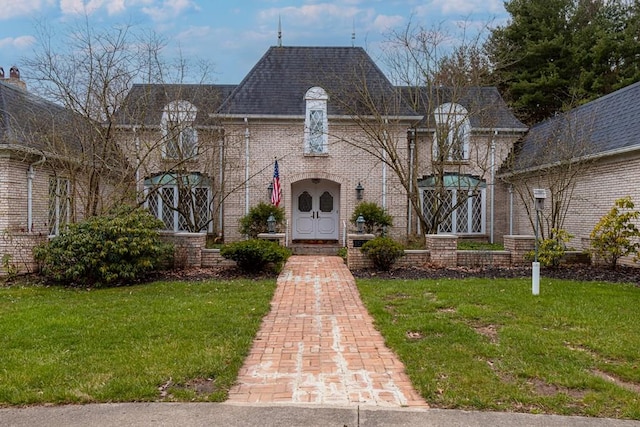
(487, 0), (640, 125)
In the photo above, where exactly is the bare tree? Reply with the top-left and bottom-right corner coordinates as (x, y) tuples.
(23, 17), (227, 234)
(500, 110), (597, 239)
(330, 21), (503, 237)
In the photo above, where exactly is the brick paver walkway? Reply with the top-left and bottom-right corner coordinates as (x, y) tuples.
(227, 256), (427, 407)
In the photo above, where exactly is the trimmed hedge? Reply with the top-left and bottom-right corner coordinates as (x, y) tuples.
(220, 239), (291, 273)
(360, 237), (405, 271)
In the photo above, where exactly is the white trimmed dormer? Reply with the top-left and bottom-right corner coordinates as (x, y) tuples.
(161, 100), (198, 159)
(433, 102), (470, 162)
(304, 86), (328, 154)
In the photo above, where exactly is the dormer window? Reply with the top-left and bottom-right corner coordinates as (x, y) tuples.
(162, 100), (198, 159)
(304, 87), (328, 154)
(433, 103), (470, 162)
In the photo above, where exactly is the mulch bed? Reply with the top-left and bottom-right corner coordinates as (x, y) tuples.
(151, 264), (640, 286)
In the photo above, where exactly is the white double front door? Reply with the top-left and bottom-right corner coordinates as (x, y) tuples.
(292, 180), (339, 241)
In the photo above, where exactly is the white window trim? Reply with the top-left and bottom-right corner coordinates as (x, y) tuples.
(433, 103), (471, 162)
(48, 177), (70, 237)
(161, 100), (199, 159)
(421, 187), (486, 235)
(145, 184), (212, 232)
(304, 87), (329, 154)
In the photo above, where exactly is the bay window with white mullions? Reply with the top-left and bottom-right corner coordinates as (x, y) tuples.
(144, 173), (212, 232)
(433, 103), (470, 162)
(420, 175), (486, 234)
(161, 100), (198, 159)
(48, 177), (70, 236)
(304, 87), (329, 154)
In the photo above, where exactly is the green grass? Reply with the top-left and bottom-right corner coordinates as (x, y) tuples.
(0, 279), (275, 405)
(457, 241), (505, 250)
(356, 277), (640, 419)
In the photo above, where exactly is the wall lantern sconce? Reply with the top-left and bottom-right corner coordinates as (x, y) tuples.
(267, 182), (274, 200)
(267, 214), (276, 233)
(355, 182), (364, 200)
(356, 214), (365, 234)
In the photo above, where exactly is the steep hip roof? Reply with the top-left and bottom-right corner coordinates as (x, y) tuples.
(402, 86), (528, 131)
(216, 46), (420, 119)
(115, 84), (236, 127)
(508, 80), (640, 173)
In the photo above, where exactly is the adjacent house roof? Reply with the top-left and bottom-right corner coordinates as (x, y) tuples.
(115, 84), (236, 127)
(0, 81), (83, 154)
(507, 80), (640, 173)
(216, 46), (420, 119)
(402, 86), (528, 131)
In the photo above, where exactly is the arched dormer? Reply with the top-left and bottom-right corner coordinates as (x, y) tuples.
(161, 100), (198, 159)
(433, 102), (470, 162)
(304, 86), (328, 154)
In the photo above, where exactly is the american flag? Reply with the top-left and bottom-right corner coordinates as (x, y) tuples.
(271, 160), (281, 207)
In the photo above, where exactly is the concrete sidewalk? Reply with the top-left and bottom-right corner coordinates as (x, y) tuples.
(2, 402), (639, 426)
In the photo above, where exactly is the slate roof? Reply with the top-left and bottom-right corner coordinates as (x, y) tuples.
(402, 86), (528, 131)
(115, 84), (236, 127)
(0, 81), (82, 153)
(508, 80), (640, 172)
(216, 46), (419, 118)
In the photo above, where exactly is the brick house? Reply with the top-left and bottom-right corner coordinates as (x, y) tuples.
(0, 67), (127, 274)
(500, 80), (640, 265)
(115, 46), (527, 247)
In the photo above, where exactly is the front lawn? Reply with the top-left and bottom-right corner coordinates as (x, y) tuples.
(0, 279), (275, 405)
(357, 277), (640, 419)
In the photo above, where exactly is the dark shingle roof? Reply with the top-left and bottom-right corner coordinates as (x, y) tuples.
(0, 81), (82, 153)
(216, 46), (419, 118)
(402, 86), (528, 130)
(510, 80), (640, 172)
(115, 84), (236, 127)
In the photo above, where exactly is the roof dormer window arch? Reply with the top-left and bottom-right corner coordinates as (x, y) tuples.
(304, 86), (328, 154)
(433, 102), (470, 162)
(161, 100), (198, 159)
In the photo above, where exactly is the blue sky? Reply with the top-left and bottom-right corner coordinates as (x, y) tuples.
(0, 1), (509, 84)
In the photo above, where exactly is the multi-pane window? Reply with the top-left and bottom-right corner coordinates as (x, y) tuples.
(145, 174), (212, 232)
(162, 100), (198, 159)
(421, 182), (485, 234)
(433, 103), (470, 162)
(304, 87), (328, 154)
(48, 177), (70, 236)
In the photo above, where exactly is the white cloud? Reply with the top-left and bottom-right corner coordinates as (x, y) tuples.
(424, 0), (503, 16)
(0, 0), (54, 20)
(142, 0), (198, 22)
(0, 35), (37, 49)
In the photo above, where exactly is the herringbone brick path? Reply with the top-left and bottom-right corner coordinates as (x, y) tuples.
(227, 256), (427, 407)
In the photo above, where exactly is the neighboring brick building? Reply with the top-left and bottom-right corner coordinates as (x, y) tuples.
(500, 80), (640, 266)
(115, 45), (527, 247)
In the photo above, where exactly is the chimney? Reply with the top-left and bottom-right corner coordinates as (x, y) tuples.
(1, 65), (26, 90)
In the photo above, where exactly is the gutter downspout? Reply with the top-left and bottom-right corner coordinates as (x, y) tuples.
(27, 155), (47, 232)
(382, 120), (388, 210)
(219, 136), (225, 238)
(408, 129), (415, 235)
(509, 185), (514, 235)
(244, 118), (250, 216)
(490, 130), (497, 244)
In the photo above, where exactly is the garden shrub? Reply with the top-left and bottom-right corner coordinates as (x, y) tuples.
(590, 196), (640, 270)
(239, 202), (285, 238)
(33, 206), (173, 287)
(360, 237), (405, 271)
(350, 202), (392, 235)
(220, 239), (291, 273)
(527, 228), (573, 267)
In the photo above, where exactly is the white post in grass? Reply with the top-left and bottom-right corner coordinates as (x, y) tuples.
(532, 189), (547, 296)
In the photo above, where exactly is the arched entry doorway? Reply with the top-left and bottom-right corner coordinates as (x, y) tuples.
(291, 179), (340, 241)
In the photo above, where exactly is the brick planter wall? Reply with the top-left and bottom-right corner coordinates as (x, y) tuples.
(457, 250), (511, 268)
(503, 235), (535, 266)
(346, 233), (375, 269)
(201, 249), (236, 268)
(425, 234), (458, 268)
(159, 232), (207, 269)
(0, 232), (47, 275)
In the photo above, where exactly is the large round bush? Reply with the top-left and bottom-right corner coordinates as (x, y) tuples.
(34, 206), (173, 287)
(220, 239), (291, 273)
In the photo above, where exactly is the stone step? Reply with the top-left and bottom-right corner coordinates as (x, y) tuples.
(289, 244), (343, 256)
